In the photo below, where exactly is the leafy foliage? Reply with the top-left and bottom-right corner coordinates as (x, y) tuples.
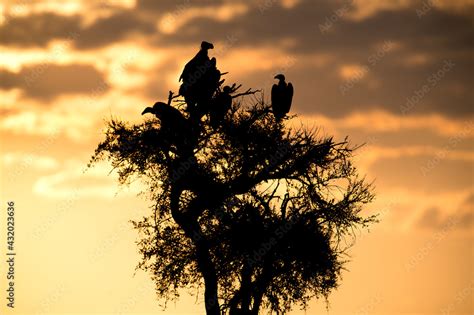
(91, 90), (376, 314)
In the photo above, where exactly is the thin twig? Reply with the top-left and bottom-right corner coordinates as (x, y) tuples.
(232, 88), (261, 98)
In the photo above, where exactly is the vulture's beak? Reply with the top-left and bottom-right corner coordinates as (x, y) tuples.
(141, 107), (153, 115)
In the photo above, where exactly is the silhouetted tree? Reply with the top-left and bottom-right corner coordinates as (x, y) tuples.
(90, 44), (376, 315)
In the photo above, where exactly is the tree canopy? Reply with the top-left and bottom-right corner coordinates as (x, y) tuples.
(90, 42), (376, 315)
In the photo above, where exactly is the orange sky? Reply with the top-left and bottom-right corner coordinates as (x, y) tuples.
(0, 0), (473, 314)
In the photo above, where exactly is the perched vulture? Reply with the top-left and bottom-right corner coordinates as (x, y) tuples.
(209, 86), (232, 127)
(142, 102), (187, 127)
(179, 41), (214, 83)
(271, 74), (293, 120)
(142, 102), (194, 152)
(178, 41), (221, 117)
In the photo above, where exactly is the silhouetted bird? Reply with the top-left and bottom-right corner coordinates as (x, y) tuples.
(142, 102), (193, 153)
(271, 74), (293, 120)
(209, 86), (232, 127)
(142, 102), (187, 127)
(179, 41), (221, 118)
(179, 41), (214, 83)
(200, 57), (221, 98)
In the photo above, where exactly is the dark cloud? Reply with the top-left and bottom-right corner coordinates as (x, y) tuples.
(337, 128), (474, 152)
(0, 13), (81, 47)
(225, 56), (473, 119)
(3, 1), (472, 56)
(0, 9), (155, 49)
(148, 0), (473, 118)
(457, 193), (474, 229)
(416, 207), (444, 229)
(311, 57), (471, 118)
(142, 60), (181, 101)
(463, 192), (474, 205)
(369, 156), (473, 192)
(416, 194), (474, 230)
(137, 0), (226, 12)
(0, 108), (18, 117)
(0, 64), (108, 100)
(74, 12), (156, 49)
(1, 1), (472, 118)
(151, 0), (473, 55)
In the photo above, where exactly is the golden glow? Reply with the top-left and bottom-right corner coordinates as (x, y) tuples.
(281, 0), (302, 9)
(404, 53), (432, 66)
(0, 1), (472, 314)
(295, 111), (474, 138)
(157, 3), (248, 34)
(349, 0), (413, 20)
(339, 64), (368, 80)
(349, 0), (474, 20)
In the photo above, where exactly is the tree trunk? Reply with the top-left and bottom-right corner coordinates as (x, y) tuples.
(240, 262), (252, 311)
(250, 260), (273, 315)
(229, 262), (253, 314)
(180, 219), (220, 314)
(196, 239), (220, 315)
(171, 189), (220, 315)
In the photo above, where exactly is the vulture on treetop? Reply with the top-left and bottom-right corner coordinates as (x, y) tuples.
(141, 102), (187, 128)
(141, 102), (195, 152)
(271, 74), (293, 121)
(178, 41), (220, 117)
(179, 41), (214, 83)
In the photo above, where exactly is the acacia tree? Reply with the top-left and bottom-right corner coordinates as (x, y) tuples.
(90, 55), (376, 315)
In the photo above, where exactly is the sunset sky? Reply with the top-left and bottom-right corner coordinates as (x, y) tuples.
(0, 0), (473, 314)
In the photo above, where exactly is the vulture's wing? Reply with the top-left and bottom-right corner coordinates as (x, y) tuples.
(285, 82), (294, 113)
(272, 83), (284, 118)
(223, 94), (232, 111)
(271, 83), (279, 106)
(165, 105), (186, 123)
(179, 61), (192, 81)
(179, 52), (200, 82)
